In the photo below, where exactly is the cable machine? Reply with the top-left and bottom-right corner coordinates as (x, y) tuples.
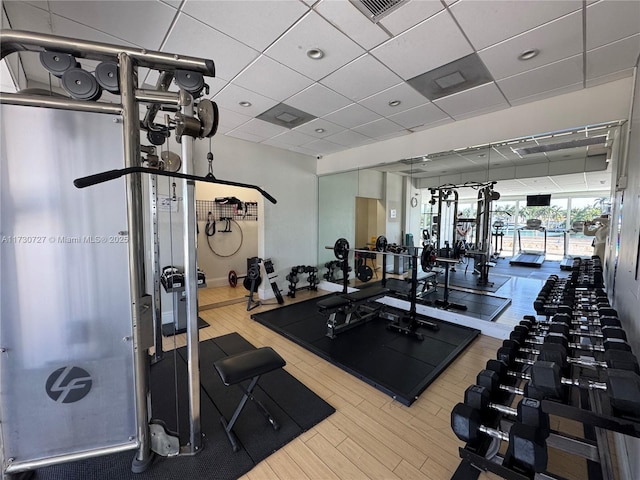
(426, 181), (500, 288)
(0, 30), (277, 477)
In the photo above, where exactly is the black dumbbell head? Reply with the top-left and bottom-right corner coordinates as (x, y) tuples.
(477, 369), (499, 393)
(464, 385), (490, 412)
(507, 423), (548, 473)
(538, 343), (569, 371)
(606, 369), (640, 415)
(601, 326), (627, 341)
(517, 397), (550, 438)
(605, 350), (640, 374)
(451, 403), (482, 443)
(485, 359), (508, 379)
(531, 361), (563, 399)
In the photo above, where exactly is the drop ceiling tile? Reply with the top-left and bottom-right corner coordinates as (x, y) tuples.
(233, 55), (313, 102)
(324, 129), (371, 147)
(479, 11), (583, 80)
(230, 118), (289, 138)
(48, 0), (177, 49)
(304, 138), (345, 154)
(510, 81), (583, 106)
(160, 0), (182, 7)
(410, 117), (455, 132)
(378, 0), (444, 35)
(450, 0), (582, 50)
(225, 129), (269, 143)
(284, 83), (352, 117)
(586, 34), (640, 80)
(387, 103), (451, 129)
(320, 54), (402, 102)
(497, 55), (583, 103)
(293, 118), (343, 138)
(586, 0), (640, 50)
(434, 82), (508, 119)
(164, 14), (260, 82)
(358, 82), (430, 116)
(216, 106), (252, 130)
(371, 10), (473, 80)
(264, 11), (365, 81)
(267, 129), (318, 147)
(182, 0), (308, 52)
(144, 69), (227, 95)
(212, 83), (278, 116)
(352, 118), (406, 138)
(323, 103), (381, 129)
(314, 0), (390, 50)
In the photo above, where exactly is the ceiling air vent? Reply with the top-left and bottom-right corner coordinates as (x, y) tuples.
(351, 0), (406, 22)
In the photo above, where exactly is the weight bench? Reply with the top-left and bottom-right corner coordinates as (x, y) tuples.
(213, 347), (286, 452)
(318, 286), (389, 338)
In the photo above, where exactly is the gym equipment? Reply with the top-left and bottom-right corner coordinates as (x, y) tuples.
(244, 257), (262, 311)
(263, 258), (284, 305)
(61, 67), (103, 101)
(451, 403), (548, 473)
(318, 287), (391, 339)
(490, 219), (505, 260)
(213, 347), (286, 452)
(286, 265), (319, 298)
(39, 50), (79, 77)
(174, 69), (206, 96)
(328, 237), (441, 339)
(510, 219), (546, 267)
(464, 384), (550, 436)
(94, 61), (120, 93)
(560, 220), (588, 270)
(0, 29), (223, 474)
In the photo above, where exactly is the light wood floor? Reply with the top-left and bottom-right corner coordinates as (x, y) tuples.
(160, 271), (594, 480)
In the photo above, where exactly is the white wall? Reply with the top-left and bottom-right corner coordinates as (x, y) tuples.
(612, 67), (640, 479)
(318, 78), (633, 175)
(385, 173), (403, 245)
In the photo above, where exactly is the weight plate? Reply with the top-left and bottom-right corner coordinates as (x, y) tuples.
(174, 69), (204, 95)
(297, 265), (306, 274)
(228, 270), (238, 288)
(334, 238), (349, 260)
(375, 235), (388, 252)
(95, 61), (120, 93)
(243, 275), (262, 291)
(147, 129), (167, 146)
(356, 265), (373, 282)
(197, 99), (219, 138)
(40, 51), (78, 77)
(161, 151), (182, 172)
(61, 68), (102, 101)
(247, 265), (260, 281)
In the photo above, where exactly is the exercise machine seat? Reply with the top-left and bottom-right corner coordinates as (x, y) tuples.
(215, 347), (285, 386)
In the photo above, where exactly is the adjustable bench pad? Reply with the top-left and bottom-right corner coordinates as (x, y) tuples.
(214, 347), (286, 385)
(343, 286), (389, 302)
(317, 295), (351, 311)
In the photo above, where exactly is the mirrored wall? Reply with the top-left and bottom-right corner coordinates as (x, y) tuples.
(318, 121), (624, 285)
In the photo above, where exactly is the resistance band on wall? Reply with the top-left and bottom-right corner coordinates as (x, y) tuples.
(204, 210), (243, 258)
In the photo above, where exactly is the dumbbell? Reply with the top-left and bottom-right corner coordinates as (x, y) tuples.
(508, 326), (632, 356)
(451, 403), (548, 473)
(519, 315), (626, 341)
(531, 361), (640, 415)
(464, 384), (550, 437)
(498, 339), (640, 375)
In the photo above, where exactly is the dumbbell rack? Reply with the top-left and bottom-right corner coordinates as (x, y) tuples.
(452, 271), (640, 480)
(286, 265), (319, 298)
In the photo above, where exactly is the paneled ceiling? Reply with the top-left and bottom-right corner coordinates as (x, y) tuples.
(2, 0), (639, 163)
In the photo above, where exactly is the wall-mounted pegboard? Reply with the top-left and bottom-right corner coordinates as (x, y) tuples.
(196, 198), (258, 222)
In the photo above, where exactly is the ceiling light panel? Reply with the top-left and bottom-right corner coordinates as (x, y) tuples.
(264, 11), (365, 81)
(256, 103), (317, 128)
(407, 53), (494, 101)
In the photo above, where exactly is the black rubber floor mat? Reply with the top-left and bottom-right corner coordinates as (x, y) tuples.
(33, 333), (334, 480)
(252, 295), (480, 406)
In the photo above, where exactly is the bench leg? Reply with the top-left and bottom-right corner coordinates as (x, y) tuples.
(221, 375), (279, 452)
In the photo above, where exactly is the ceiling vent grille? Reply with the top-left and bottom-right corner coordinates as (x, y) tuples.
(351, 0), (406, 22)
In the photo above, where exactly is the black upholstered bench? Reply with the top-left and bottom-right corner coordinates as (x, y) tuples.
(214, 346), (286, 452)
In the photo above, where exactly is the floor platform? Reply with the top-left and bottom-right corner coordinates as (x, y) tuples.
(32, 333), (334, 480)
(251, 296), (480, 406)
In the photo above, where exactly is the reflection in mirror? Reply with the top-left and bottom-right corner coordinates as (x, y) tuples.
(317, 121), (623, 288)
